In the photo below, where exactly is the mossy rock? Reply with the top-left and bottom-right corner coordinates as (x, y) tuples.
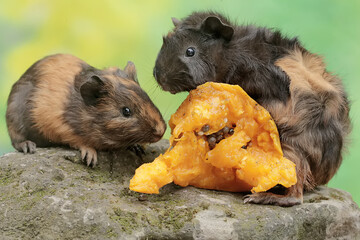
(0, 140), (359, 239)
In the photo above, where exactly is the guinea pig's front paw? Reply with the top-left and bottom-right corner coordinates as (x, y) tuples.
(127, 144), (145, 159)
(15, 140), (37, 154)
(80, 146), (98, 167)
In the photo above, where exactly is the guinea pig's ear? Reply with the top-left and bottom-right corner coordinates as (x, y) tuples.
(172, 17), (181, 27)
(80, 75), (105, 106)
(200, 16), (234, 41)
(124, 61), (139, 84)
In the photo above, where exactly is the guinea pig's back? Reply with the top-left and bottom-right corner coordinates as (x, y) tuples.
(31, 54), (88, 145)
(7, 54), (86, 147)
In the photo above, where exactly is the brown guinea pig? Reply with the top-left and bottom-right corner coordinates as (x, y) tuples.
(153, 11), (351, 206)
(6, 54), (166, 166)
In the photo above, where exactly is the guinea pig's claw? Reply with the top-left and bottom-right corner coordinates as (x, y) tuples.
(80, 147), (98, 167)
(127, 144), (145, 160)
(15, 140), (36, 154)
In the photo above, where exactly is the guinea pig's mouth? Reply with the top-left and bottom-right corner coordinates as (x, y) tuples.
(161, 83), (195, 94)
(151, 134), (164, 143)
(169, 88), (193, 94)
(159, 83), (180, 94)
(169, 89), (180, 94)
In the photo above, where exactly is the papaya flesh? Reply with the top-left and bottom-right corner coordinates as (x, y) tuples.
(130, 82), (297, 194)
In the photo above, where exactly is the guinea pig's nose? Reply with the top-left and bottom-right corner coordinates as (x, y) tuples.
(152, 123), (166, 142)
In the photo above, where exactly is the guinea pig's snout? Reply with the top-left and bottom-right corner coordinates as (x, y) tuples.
(151, 122), (166, 142)
(153, 67), (172, 92)
(153, 67), (165, 84)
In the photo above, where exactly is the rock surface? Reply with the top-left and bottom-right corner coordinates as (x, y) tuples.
(0, 140), (359, 240)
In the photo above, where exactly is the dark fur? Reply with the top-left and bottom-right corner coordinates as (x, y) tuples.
(6, 60), (56, 149)
(154, 11), (351, 206)
(6, 54), (166, 166)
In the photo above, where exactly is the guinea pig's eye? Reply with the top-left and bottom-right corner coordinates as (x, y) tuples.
(185, 47), (195, 57)
(122, 107), (132, 117)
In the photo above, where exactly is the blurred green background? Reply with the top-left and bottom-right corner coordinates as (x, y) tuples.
(1, 0), (359, 205)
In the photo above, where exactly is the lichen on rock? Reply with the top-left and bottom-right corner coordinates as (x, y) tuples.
(0, 140), (359, 240)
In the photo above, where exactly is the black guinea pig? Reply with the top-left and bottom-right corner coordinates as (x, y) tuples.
(6, 54), (166, 167)
(153, 11), (351, 206)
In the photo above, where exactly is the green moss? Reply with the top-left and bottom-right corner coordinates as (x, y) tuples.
(174, 207), (197, 229)
(296, 214), (328, 239)
(119, 187), (183, 204)
(22, 200), (36, 210)
(307, 195), (330, 203)
(88, 224), (99, 235)
(0, 171), (13, 185)
(106, 228), (118, 238)
(145, 205), (198, 231)
(20, 188), (56, 210)
(225, 209), (236, 218)
(0, 168), (23, 186)
(99, 193), (107, 200)
(200, 202), (210, 210)
(52, 173), (65, 182)
(110, 208), (139, 235)
(63, 154), (82, 163)
(107, 199), (199, 234)
(119, 188), (142, 198)
(78, 195), (86, 201)
(330, 192), (345, 202)
(85, 168), (114, 183)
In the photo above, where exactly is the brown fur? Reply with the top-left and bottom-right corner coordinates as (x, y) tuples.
(6, 54), (166, 166)
(30, 54), (85, 147)
(274, 49), (345, 124)
(272, 48), (350, 187)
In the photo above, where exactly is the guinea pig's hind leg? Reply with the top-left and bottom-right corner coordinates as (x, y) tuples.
(243, 185), (303, 207)
(14, 140), (37, 154)
(80, 146), (98, 167)
(244, 143), (309, 207)
(243, 175), (304, 207)
(8, 120), (36, 153)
